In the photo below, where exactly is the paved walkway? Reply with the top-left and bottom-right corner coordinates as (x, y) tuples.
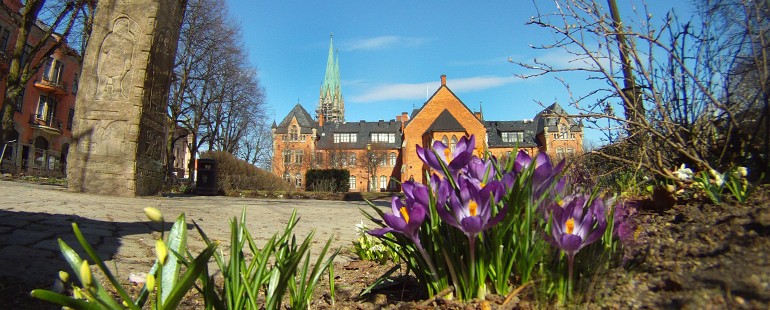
(0, 179), (387, 290)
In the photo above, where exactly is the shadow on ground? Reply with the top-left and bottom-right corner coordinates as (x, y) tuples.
(0, 210), (185, 309)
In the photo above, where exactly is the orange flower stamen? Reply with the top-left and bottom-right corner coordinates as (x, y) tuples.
(565, 218), (575, 235)
(444, 148), (452, 161)
(399, 206), (410, 223)
(469, 200), (478, 216)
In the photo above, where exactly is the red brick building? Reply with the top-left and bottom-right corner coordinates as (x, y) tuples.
(273, 38), (583, 192)
(0, 0), (81, 176)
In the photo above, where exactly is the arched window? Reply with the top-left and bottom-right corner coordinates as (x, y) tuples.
(290, 125), (299, 141)
(388, 152), (396, 166)
(450, 136), (458, 153)
(295, 173), (302, 188)
(441, 135), (448, 147)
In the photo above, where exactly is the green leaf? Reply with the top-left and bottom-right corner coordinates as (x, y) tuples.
(30, 289), (102, 310)
(161, 241), (218, 310)
(160, 213), (188, 304)
(58, 236), (125, 309)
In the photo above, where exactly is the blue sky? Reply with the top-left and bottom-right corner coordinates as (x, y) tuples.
(226, 0), (695, 146)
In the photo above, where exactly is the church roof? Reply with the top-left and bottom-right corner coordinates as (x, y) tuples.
(274, 104), (316, 134)
(425, 109), (465, 132)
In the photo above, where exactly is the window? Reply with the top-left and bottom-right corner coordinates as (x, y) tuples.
(380, 176), (387, 190)
(559, 125), (569, 140)
(67, 108), (75, 130)
(283, 172), (290, 182)
(20, 44), (32, 68)
(315, 151), (324, 166)
(36, 95), (56, 121)
(294, 150), (303, 164)
(43, 57), (63, 83)
(450, 136), (458, 153)
(349, 176), (356, 190)
(502, 132), (524, 143)
(333, 133), (357, 144)
(283, 150), (291, 164)
(14, 88), (24, 112)
(295, 173), (302, 188)
(72, 73), (79, 94)
(349, 152), (356, 166)
(388, 153), (396, 166)
(371, 133), (395, 144)
(289, 125), (299, 141)
(0, 27), (9, 52)
(566, 148), (574, 155)
(441, 136), (448, 146)
(556, 148), (564, 158)
(300, 134), (306, 142)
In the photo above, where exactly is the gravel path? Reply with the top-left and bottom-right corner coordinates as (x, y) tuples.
(0, 179), (385, 304)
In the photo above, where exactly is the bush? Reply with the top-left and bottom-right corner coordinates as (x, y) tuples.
(200, 151), (290, 192)
(305, 169), (349, 192)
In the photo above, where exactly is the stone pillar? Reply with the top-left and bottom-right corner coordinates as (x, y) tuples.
(68, 0), (186, 196)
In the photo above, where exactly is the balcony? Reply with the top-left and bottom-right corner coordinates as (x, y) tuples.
(29, 114), (62, 134)
(34, 77), (68, 95)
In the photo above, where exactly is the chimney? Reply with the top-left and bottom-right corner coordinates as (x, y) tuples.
(399, 112), (409, 131)
(440, 75), (446, 86)
(318, 113), (324, 126)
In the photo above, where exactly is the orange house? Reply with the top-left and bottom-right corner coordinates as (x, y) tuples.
(0, 0), (81, 176)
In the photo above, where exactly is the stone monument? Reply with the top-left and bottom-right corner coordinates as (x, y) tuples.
(68, 0), (186, 196)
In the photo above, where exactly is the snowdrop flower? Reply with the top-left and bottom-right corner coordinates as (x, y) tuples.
(710, 170), (725, 187)
(673, 164), (693, 181)
(737, 167), (748, 178)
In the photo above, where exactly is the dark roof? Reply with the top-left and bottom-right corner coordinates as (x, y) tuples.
(534, 103), (582, 133)
(316, 120), (402, 150)
(485, 120), (540, 148)
(274, 104), (316, 134)
(425, 109), (465, 132)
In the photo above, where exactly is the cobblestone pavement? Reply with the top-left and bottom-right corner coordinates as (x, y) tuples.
(0, 179), (385, 302)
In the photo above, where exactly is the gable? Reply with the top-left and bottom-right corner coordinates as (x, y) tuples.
(404, 85), (484, 135)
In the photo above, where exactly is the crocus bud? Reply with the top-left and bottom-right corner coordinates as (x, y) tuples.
(80, 261), (92, 287)
(156, 239), (168, 264)
(59, 271), (70, 283)
(146, 274), (156, 290)
(144, 207), (164, 223)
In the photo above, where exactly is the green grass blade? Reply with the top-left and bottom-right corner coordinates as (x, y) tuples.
(160, 213), (188, 304)
(30, 289), (103, 310)
(161, 241), (218, 310)
(60, 233), (127, 309)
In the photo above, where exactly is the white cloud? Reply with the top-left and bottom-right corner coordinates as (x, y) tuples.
(349, 75), (519, 103)
(343, 36), (430, 51)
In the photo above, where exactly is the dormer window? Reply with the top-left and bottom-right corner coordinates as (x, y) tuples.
(290, 125), (299, 141)
(559, 125), (569, 140)
(502, 131), (524, 143)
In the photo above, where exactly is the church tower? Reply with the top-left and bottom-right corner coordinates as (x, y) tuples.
(317, 35), (345, 123)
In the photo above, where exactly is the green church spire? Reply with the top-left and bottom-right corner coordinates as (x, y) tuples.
(317, 34), (345, 123)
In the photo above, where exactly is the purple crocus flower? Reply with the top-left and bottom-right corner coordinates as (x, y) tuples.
(511, 151), (566, 216)
(416, 135), (476, 177)
(464, 156), (493, 189)
(613, 200), (638, 245)
(439, 176), (505, 239)
(548, 194), (607, 284)
(368, 195), (426, 242)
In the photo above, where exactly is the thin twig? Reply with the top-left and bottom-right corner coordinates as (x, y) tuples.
(418, 286), (455, 307)
(502, 281), (532, 306)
